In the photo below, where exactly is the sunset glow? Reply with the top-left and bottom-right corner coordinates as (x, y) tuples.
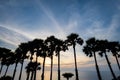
(0, 0), (120, 80)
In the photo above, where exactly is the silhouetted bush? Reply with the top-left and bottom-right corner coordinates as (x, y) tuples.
(0, 76), (12, 80)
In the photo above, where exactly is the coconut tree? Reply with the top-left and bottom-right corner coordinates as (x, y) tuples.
(83, 38), (102, 80)
(96, 40), (117, 80)
(18, 43), (29, 80)
(62, 73), (74, 80)
(66, 33), (83, 80)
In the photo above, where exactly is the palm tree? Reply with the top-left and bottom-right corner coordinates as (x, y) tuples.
(107, 41), (120, 70)
(62, 73), (74, 80)
(17, 43), (29, 80)
(66, 33), (83, 80)
(55, 38), (68, 80)
(45, 36), (57, 80)
(26, 62), (32, 80)
(28, 38), (48, 80)
(0, 47), (4, 75)
(96, 40), (117, 80)
(41, 43), (49, 80)
(25, 62), (41, 80)
(83, 38), (102, 80)
(4, 51), (14, 76)
(12, 48), (22, 80)
(0, 47), (11, 75)
(28, 39), (44, 80)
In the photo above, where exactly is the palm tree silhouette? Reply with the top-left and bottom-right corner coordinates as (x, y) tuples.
(0, 47), (4, 75)
(4, 51), (14, 77)
(83, 38), (102, 80)
(17, 43), (29, 80)
(0, 47), (11, 75)
(97, 40), (117, 80)
(108, 41), (120, 70)
(55, 38), (68, 80)
(41, 42), (49, 80)
(45, 36), (58, 80)
(25, 62), (41, 80)
(28, 39), (44, 80)
(66, 33), (83, 80)
(12, 48), (23, 80)
(25, 62), (32, 80)
(62, 73), (74, 80)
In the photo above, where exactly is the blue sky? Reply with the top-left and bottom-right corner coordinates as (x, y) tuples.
(0, 0), (120, 71)
(0, 0), (120, 40)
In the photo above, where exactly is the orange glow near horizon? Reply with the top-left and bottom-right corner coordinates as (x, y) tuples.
(35, 51), (93, 69)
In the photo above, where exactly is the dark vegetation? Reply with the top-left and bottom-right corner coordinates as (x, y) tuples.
(0, 33), (120, 80)
(62, 72), (74, 80)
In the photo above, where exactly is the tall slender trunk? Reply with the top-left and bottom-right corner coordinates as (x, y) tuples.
(93, 52), (102, 80)
(67, 78), (69, 80)
(4, 65), (9, 76)
(26, 55), (32, 80)
(19, 60), (24, 80)
(58, 52), (60, 80)
(73, 46), (79, 80)
(26, 71), (30, 80)
(34, 56), (38, 80)
(12, 63), (18, 80)
(41, 57), (46, 80)
(30, 71), (34, 80)
(0, 64), (3, 75)
(104, 53), (117, 80)
(115, 55), (120, 70)
(50, 56), (53, 80)
(33, 71), (36, 80)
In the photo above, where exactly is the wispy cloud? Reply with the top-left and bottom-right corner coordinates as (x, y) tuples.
(0, 26), (31, 47)
(33, 0), (67, 39)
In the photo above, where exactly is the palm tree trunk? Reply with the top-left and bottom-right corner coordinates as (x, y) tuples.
(104, 53), (117, 80)
(73, 46), (79, 80)
(30, 71), (34, 80)
(41, 57), (46, 80)
(19, 60), (24, 80)
(33, 71), (36, 80)
(50, 56), (53, 80)
(12, 63), (18, 80)
(0, 64), (3, 75)
(34, 56), (38, 80)
(93, 52), (102, 80)
(4, 65), (9, 76)
(115, 55), (120, 70)
(67, 78), (69, 80)
(26, 71), (30, 80)
(58, 52), (60, 80)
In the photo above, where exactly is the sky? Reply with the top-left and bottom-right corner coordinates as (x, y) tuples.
(0, 0), (120, 71)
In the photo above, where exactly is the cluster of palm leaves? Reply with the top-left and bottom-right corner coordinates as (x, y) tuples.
(83, 38), (120, 80)
(0, 33), (120, 80)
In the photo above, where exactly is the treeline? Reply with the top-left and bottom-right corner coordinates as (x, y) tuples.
(0, 33), (120, 80)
